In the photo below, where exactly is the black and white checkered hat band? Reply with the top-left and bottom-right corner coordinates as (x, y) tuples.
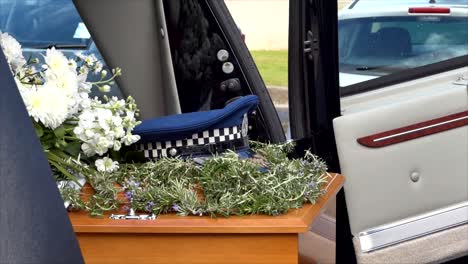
(136, 125), (244, 159)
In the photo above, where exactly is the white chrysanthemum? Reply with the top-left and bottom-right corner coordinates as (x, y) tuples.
(21, 85), (70, 129)
(68, 59), (77, 70)
(95, 157), (119, 173)
(44, 47), (71, 73)
(0, 32), (26, 71)
(45, 68), (79, 96)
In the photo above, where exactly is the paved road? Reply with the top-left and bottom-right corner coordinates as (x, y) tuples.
(275, 105), (291, 139)
(266, 86), (290, 138)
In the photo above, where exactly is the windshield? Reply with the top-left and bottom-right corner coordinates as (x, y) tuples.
(0, 0), (90, 48)
(339, 16), (468, 76)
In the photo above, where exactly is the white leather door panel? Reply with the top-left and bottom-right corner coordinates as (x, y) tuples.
(334, 84), (468, 235)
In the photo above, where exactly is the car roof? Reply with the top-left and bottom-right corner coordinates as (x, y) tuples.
(348, 0), (468, 9)
(340, 0), (468, 19)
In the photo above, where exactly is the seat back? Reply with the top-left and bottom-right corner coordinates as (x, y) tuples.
(372, 27), (412, 58)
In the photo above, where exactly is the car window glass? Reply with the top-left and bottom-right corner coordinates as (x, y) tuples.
(338, 0), (468, 88)
(0, 0), (123, 99)
(0, 0), (90, 48)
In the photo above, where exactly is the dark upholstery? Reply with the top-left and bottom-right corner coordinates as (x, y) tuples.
(373, 27), (412, 57)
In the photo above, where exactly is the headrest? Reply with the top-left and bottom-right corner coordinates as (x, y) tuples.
(133, 95), (259, 159)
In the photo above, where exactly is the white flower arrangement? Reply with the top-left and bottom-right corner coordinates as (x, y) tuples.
(0, 32), (141, 184)
(1, 32), (331, 218)
(0, 32), (26, 71)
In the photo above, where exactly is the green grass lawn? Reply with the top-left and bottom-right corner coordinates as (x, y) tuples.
(250, 50), (288, 87)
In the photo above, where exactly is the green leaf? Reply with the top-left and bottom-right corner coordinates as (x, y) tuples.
(53, 125), (65, 139)
(42, 143), (51, 150)
(64, 141), (81, 157)
(34, 122), (44, 138)
(63, 123), (77, 133)
(48, 159), (81, 185)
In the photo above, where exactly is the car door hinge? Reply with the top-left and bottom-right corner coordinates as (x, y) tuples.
(304, 30), (319, 61)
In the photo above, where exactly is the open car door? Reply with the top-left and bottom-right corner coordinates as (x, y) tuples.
(289, 0), (468, 263)
(73, 0), (286, 144)
(335, 64), (468, 263)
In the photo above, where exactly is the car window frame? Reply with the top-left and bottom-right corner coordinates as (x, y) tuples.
(340, 54), (468, 97)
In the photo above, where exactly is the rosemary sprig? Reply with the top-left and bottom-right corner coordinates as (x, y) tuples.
(61, 142), (328, 217)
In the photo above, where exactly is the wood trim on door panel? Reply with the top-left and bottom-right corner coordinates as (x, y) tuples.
(357, 111), (468, 148)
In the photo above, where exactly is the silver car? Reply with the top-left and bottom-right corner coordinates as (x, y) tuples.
(339, 0), (468, 86)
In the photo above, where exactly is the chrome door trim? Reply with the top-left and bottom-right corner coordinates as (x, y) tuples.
(358, 201), (468, 252)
